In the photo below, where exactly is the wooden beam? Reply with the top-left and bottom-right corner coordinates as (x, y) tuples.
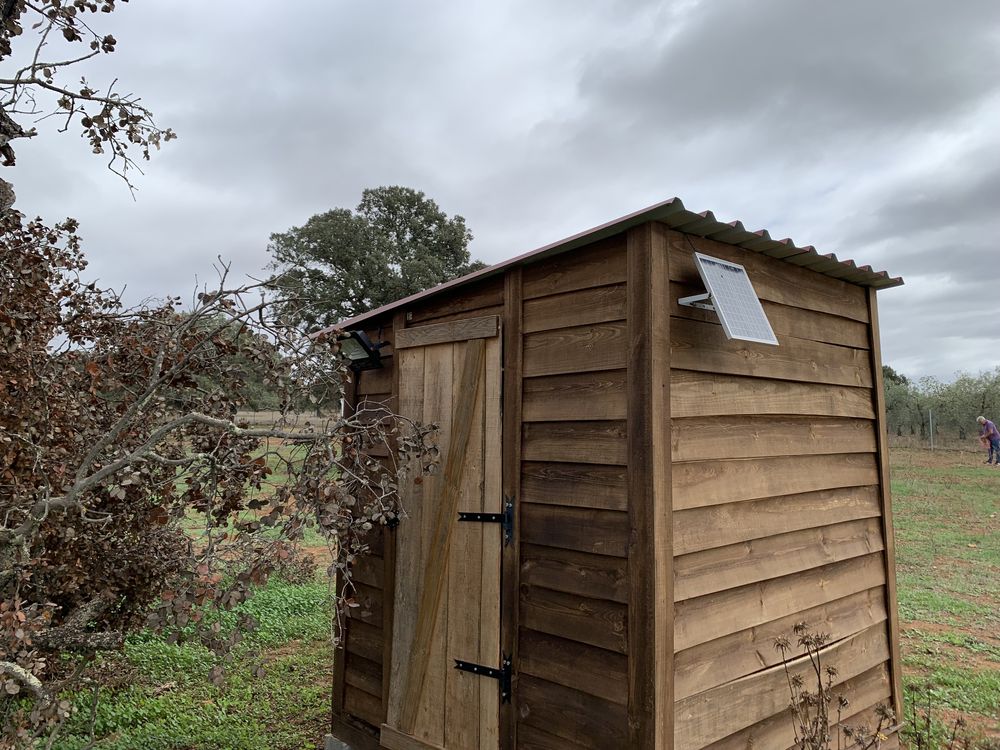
(670, 370), (875, 419)
(380, 723), (446, 750)
(398, 339), (486, 733)
(626, 222), (673, 749)
(674, 586), (888, 701)
(332, 370), (362, 725)
(395, 315), (499, 349)
(500, 268), (523, 750)
(328, 714), (380, 750)
(381, 312), (406, 722)
(867, 287), (904, 720)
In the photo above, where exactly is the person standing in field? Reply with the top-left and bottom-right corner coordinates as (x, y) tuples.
(977, 416), (1000, 465)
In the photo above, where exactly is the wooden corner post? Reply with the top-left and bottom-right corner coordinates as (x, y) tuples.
(867, 288), (904, 720)
(500, 268), (523, 750)
(626, 223), (673, 748)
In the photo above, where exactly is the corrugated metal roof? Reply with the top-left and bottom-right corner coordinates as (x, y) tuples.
(335, 196), (903, 329)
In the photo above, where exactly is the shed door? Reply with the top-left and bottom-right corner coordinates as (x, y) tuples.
(381, 325), (503, 750)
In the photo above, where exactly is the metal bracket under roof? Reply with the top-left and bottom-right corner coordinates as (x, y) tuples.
(678, 291), (716, 312)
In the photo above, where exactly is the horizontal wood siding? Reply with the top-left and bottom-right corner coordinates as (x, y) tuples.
(669, 230), (895, 749)
(335, 322), (396, 736)
(517, 235), (630, 746)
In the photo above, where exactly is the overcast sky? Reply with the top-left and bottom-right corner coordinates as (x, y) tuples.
(10, 0), (1000, 381)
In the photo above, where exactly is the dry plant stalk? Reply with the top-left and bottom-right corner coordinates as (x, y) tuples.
(774, 623), (896, 750)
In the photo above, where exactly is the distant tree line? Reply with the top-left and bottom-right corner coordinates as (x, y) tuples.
(883, 365), (1000, 442)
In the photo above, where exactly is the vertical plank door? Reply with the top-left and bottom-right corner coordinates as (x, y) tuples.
(381, 318), (503, 750)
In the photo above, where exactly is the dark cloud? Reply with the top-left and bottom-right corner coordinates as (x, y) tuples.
(6, 0), (1000, 380)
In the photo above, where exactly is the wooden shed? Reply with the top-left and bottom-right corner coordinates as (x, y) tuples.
(326, 197), (904, 750)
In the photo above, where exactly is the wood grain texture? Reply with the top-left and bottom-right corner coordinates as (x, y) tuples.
(675, 587), (888, 701)
(356, 364), (394, 396)
(674, 624), (890, 750)
(386, 346), (426, 727)
(395, 315), (499, 349)
(349, 556), (384, 595)
(673, 553), (886, 652)
(519, 586), (627, 653)
(670, 370), (875, 419)
(674, 517), (885, 601)
(672, 452), (880, 510)
(522, 236), (627, 300)
(522, 370), (627, 422)
(399, 340), (485, 736)
(868, 287), (905, 719)
(517, 675), (629, 750)
(520, 543), (628, 603)
(500, 268), (522, 750)
(344, 685), (383, 728)
(380, 723), (446, 750)
(517, 723), (591, 750)
(344, 654), (383, 696)
(520, 502), (629, 557)
(522, 283), (626, 333)
(519, 628), (628, 705)
(522, 421), (627, 465)
(702, 663), (892, 750)
(626, 221), (674, 749)
(329, 714), (381, 750)
(406, 304), (504, 328)
(478, 335), (502, 750)
(406, 275), (505, 324)
(671, 316), (873, 387)
(412, 344), (453, 742)
(379, 315), (406, 719)
(523, 322), (627, 377)
(520, 462), (627, 511)
(673, 485), (882, 556)
(346, 620), (384, 664)
(670, 415), (876, 462)
(332, 372), (362, 721)
(345, 582), (383, 625)
(666, 229), (869, 323)
(444, 341), (486, 749)
(670, 279), (870, 349)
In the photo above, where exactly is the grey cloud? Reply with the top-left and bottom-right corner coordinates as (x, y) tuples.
(4, 0), (1000, 380)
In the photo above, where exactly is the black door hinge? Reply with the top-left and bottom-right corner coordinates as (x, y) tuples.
(457, 497), (514, 546)
(454, 655), (512, 703)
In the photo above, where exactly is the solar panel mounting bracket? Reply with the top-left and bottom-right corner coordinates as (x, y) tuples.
(678, 291), (716, 311)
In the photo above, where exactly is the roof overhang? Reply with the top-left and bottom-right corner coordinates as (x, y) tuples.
(327, 196), (903, 332)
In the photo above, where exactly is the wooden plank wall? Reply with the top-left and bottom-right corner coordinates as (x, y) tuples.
(334, 278), (505, 739)
(666, 229), (897, 750)
(516, 236), (631, 749)
(335, 320), (396, 736)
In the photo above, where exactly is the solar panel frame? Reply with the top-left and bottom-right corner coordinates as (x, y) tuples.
(691, 252), (779, 346)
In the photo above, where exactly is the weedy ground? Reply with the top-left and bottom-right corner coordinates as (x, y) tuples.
(53, 575), (334, 750)
(891, 448), (1000, 743)
(49, 446), (998, 748)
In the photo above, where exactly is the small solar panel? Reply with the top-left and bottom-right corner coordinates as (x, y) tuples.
(689, 252), (778, 346)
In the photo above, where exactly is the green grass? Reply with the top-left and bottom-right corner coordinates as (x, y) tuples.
(46, 446), (1000, 747)
(890, 448), (1000, 741)
(53, 577), (333, 750)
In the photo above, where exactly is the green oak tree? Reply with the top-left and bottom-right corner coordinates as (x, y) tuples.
(267, 186), (486, 329)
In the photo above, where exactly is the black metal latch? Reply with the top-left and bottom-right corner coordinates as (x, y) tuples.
(454, 655), (512, 703)
(457, 498), (514, 546)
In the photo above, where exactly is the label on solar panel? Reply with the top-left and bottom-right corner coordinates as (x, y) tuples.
(692, 252), (778, 346)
